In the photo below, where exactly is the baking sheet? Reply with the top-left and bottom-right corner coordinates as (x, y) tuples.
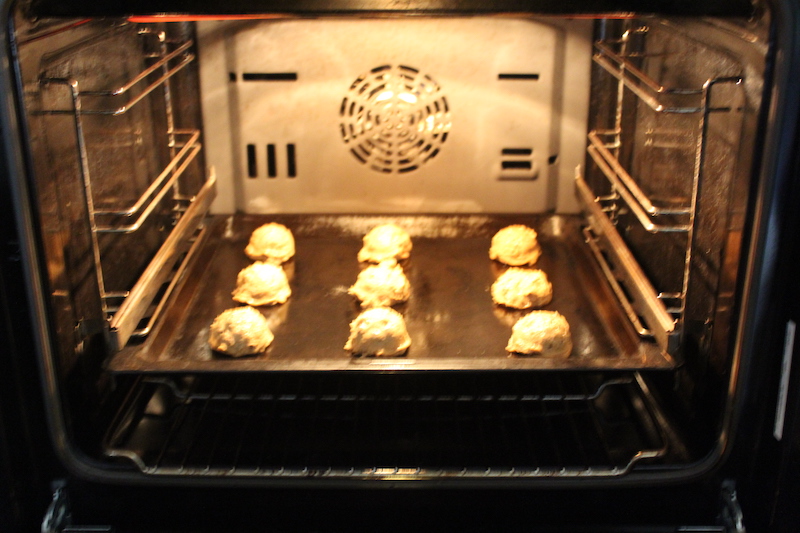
(107, 214), (674, 372)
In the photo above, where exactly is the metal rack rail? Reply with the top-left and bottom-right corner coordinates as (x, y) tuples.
(587, 130), (692, 233)
(576, 175), (679, 355)
(36, 28), (213, 349)
(583, 25), (743, 352)
(103, 373), (669, 478)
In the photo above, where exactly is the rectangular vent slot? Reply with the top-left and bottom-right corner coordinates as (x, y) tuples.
(246, 144), (256, 177)
(267, 144), (277, 178)
(229, 72), (237, 82)
(501, 161), (532, 170)
(498, 73), (540, 80)
(499, 147), (536, 181)
(243, 72), (298, 81)
(287, 144), (296, 178)
(502, 148), (533, 156)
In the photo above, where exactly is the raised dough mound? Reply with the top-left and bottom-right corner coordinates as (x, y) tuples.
(344, 307), (411, 357)
(491, 267), (553, 309)
(506, 311), (572, 357)
(209, 306), (274, 357)
(245, 222), (295, 264)
(357, 224), (412, 263)
(349, 260), (411, 308)
(489, 225), (541, 266)
(232, 262), (291, 306)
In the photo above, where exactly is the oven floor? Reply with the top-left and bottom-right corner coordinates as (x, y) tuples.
(103, 372), (673, 478)
(108, 214), (673, 372)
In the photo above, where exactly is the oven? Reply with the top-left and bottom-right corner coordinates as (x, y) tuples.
(1, 0), (800, 530)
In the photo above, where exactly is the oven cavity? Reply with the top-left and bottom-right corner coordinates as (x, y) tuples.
(11, 11), (767, 486)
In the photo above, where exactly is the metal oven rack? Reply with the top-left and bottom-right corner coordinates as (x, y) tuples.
(36, 27), (216, 351)
(576, 25), (743, 357)
(103, 372), (670, 479)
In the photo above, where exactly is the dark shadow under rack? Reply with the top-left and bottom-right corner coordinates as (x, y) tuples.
(104, 372), (671, 479)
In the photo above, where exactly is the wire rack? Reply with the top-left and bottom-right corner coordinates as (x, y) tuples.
(577, 24), (743, 357)
(36, 26), (215, 351)
(103, 372), (668, 479)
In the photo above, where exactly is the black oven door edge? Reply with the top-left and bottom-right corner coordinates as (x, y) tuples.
(1, 0), (800, 531)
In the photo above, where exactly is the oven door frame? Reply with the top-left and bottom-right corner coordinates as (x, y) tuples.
(1, 0), (800, 526)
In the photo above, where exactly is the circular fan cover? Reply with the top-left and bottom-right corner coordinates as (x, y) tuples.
(340, 65), (451, 174)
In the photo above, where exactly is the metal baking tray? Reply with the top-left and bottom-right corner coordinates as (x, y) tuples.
(107, 214), (675, 373)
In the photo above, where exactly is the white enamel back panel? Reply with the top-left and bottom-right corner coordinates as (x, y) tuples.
(198, 17), (591, 214)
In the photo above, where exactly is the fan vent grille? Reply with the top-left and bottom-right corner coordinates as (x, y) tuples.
(339, 65), (451, 174)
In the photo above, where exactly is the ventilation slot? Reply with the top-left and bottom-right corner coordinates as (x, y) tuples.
(267, 144), (277, 178)
(245, 143), (297, 178)
(502, 148), (533, 156)
(287, 144), (296, 178)
(498, 73), (540, 80)
(502, 161), (532, 170)
(499, 148), (537, 181)
(246, 144), (256, 178)
(242, 72), (298, 81)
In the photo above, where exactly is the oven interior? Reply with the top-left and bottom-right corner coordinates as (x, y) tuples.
(12, 5), (769, 481)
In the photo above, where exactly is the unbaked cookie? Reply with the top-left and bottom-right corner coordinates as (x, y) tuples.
(349, 260), (411, 308)
(506, 311), (572, 357)
(357, 224), (412, 263)
(245, 222), (295, 264)
(344, 307), (411, 357)
(232, 262), (291, 306)
(489, 225), (541, 266)
(491, 267), (552, 309)
(209, 306), (274, 357)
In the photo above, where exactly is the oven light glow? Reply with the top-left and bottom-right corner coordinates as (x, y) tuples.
(375, 90), (393, 102)
(375, 90), (418, 104)
(425, 115), (435, 131)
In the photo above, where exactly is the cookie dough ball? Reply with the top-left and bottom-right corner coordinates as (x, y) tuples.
(209, 306), (274, 357)
(491, 267), (553, 309)
(245, 222), (295, 264)
(345, 307), (411, 357)
(357, 224), (412, 263)
(349, 260), (411, 308)
(232, 262), (291, 306)
(506, 311), (572, 357)
(489, 225), (541, 266)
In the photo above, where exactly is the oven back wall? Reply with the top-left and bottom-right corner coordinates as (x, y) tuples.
(198, 18), (591, 214)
